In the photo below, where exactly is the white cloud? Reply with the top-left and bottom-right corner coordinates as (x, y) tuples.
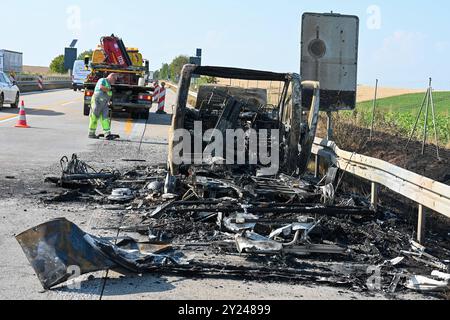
(365, 30), (450, 88)
(373, 31), (426, 66)
(435, 41), (449, 53)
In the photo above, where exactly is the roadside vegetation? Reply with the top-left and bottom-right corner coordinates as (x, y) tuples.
(154, 55), (189, 82)
(337, 92), (450, 147)
(154, 55), (218, 91)
(47, 50), (93, 75)
(77, 50), (93, 61)
(49, 55), (68, 74)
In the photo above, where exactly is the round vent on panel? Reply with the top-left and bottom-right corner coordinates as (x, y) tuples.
(308, 39), (327, 59)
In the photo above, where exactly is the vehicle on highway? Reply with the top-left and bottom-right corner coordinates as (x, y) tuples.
(72, 60), (90, 91)
(83, 35), (154, 119)
(0, 71), (20, 109)
(0, 49), (23, 74)
(167, 64), (320, 180)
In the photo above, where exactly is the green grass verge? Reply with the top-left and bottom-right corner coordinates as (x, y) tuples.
(357, 91), (450, 115)
(339, 92), (450, 145)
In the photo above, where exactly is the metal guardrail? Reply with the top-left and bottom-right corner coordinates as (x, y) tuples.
(16, 75), (72, 92)
(165, 82), (197, 98)
(312, 137), (450, 243)
(16, 75), (71, 82)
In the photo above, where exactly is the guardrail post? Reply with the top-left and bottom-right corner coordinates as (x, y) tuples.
(326, 112), (333, 140)
(314, 155), (320, 178)
(371, 182), (379, 210)
(417, 205), (427, 244)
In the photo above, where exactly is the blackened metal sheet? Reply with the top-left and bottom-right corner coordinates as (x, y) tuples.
(16, 218), (115, 289)
(192, 66), (290, 82)
(16, 218), (183, 289)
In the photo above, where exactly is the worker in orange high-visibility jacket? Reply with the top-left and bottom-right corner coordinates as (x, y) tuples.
(156, 82), (167, 114)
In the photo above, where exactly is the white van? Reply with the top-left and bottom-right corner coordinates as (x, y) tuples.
(72, 60), (91, 91)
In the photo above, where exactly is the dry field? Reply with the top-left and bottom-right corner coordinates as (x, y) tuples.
(22, 65), (50, 75)
(356, 85), (422, 102)
(216, 79), (286, 105)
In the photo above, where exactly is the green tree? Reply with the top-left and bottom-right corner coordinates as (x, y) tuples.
(205, 76), (218, 84)
(169, 55), (189, 81)
(155, 55), (189, 81)
(49, 55), (68, 74)
(159, 63), (170, 80)
(77, 50), (93, 61)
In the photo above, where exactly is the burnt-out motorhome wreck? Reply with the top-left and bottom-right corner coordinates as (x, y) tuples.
(17, 65), (449, 297)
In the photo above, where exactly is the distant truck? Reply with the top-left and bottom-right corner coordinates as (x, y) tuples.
(0, 50), (23, 74)
(72, 60), (91, 91)
(147, 71), (155, 84)
(83, 35), (153, 119)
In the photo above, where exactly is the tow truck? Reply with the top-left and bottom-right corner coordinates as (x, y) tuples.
(83, 35), (154, 119)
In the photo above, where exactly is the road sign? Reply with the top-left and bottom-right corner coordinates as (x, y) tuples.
(64, 47), (78, 70)
(69, 39), (78, 48)
(189, 56), (201, 79)
(189, 56), (201, 66)
(301, 12), (359, 111)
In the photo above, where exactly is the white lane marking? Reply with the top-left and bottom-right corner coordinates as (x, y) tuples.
(130, 119), (147, 140)
(62, 101), (77, 106)
(0, 116), (18, 124)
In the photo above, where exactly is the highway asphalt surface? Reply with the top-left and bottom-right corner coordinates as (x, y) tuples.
(0, 89), (429, 300)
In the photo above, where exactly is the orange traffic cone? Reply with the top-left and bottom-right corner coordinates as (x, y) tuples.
(15, 101), (30, 128)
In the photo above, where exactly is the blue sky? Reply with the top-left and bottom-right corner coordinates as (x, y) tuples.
(2, 0), (450, 89)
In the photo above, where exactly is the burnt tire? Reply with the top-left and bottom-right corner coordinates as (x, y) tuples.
(83, 104), (90, 116)
(11, 93), (19, 108)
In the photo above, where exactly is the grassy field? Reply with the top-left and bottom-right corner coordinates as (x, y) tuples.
(357, 91), (450, 114)
(341, 91), (450, 146)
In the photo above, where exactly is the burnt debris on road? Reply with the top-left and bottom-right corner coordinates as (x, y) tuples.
(17, 153), (449, 295)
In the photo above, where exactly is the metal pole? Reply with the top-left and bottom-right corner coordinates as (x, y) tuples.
(417, 204), (426, 244)
(370, 79), (379, 140)
(405, 85), (428, 150)
(326, 112), (333, 141)
(429, 85), (441, 160)
(371, 182), (379, 211)
(421, 79), (431, 155)
(314, 155), (320, 178)
(278, 82), (282, 103)
(269, 81), (273, 105)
